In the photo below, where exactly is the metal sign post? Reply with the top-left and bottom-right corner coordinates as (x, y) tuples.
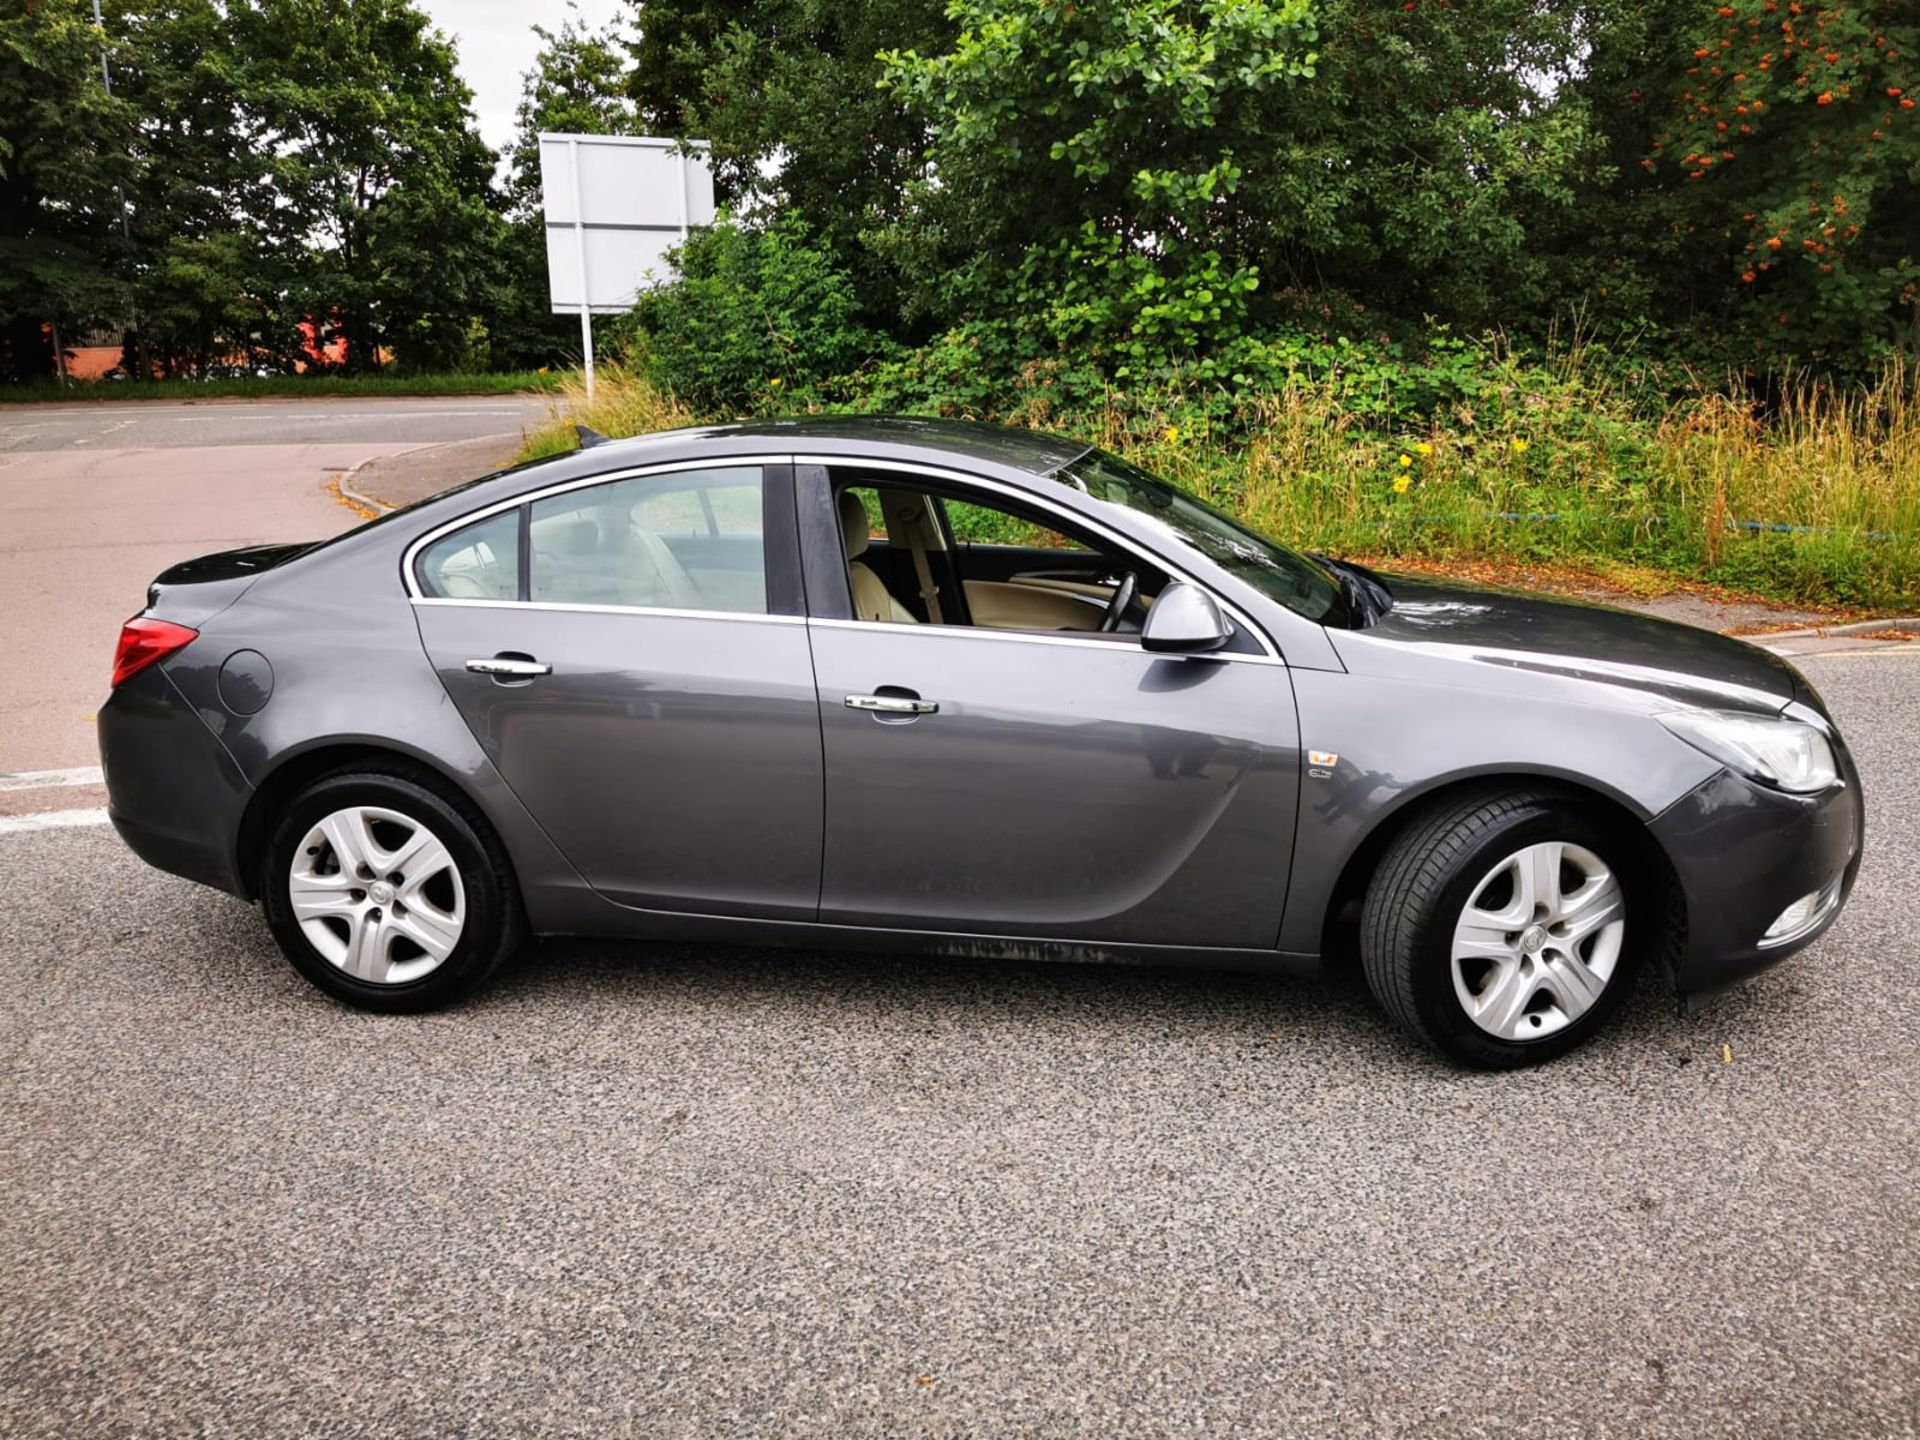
(568, 138), (595, 401)
(538, 134), (717, 402)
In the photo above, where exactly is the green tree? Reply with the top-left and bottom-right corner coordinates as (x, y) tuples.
(627, 0), (954, 329)
(491, 8), (640, 369)
(879, 0), (1611, 368)
(232, 0), (503, 373)
(0, 0), (136, 382)
(880, 0), (1320, 366)
(1656, 0), (1919, 367)
(110, 0), (283, 376)
(631, 216), (887, 412)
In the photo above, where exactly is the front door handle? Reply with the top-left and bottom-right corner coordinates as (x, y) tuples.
(845, 692), (938, 716)
(467, 656), (552, 678)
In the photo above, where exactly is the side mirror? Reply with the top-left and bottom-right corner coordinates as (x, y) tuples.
(1140, 581), (1232, 654)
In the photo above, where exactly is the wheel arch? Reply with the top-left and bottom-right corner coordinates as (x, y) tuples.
(233, 739), (510, 902)
(1317, 768), (1687, 974)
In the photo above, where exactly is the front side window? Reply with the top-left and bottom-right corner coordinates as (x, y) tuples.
(416, 509), (521, 600)
(1054, 450), (1342, 623)
(828, 467), (1171, 638)
(528, 467), (766, 613)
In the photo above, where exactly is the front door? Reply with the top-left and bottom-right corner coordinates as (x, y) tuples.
(809, 625), (1299, 946)
(804, 466), (1300, 948)
(411, 462), (823, 920)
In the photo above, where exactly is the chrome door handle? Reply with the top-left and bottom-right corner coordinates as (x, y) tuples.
(466, 657), (551, 677)
(845, 693), (938, 715)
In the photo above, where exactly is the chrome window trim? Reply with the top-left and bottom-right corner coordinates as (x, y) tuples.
(807, 615), (1284, 665)
(794, 453), (1283, 662)
(401, 455), (790, 602)
(410, 598), (804, 625)
(400, 448), (1284, 663)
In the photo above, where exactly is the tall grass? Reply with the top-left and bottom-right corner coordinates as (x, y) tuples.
(521, 356), (1920, 611)
(516, 365), (697, 462)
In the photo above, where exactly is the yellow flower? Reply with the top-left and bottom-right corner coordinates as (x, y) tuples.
(1165, 425), (1181, 444)
(1413, 440), (1434, 456)
(1510, 437), (1529, 453)
(1392, 474), (1412, 495)
(1398, 453), (1413, 467)
(769, 376), (784, 389)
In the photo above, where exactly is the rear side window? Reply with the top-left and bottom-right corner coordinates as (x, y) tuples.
(528, 467), (766, 613)
(416, 509), (521, 600)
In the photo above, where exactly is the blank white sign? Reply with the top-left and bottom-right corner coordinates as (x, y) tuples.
(539, 134), (716, 314)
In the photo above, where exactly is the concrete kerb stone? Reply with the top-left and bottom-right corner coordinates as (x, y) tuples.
(1752, 616), (1920, 641)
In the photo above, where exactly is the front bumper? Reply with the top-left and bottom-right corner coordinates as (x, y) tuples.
(98, 665), (253, 897)
(1649, 748), (1864, 997)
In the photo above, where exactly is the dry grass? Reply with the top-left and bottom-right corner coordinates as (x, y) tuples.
(517, 365), (697, 462)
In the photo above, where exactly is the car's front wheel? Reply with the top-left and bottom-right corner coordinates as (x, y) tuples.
(260, 766), (523, 1012)
(1361, 789), (1645, 1068)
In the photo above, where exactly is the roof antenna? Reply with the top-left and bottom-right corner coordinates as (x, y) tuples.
(574, 423), (609, 449)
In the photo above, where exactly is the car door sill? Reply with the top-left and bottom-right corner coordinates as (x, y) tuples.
(540, 901), (1321, 978)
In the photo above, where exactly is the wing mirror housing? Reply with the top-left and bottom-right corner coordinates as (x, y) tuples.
(1140, 581), (1232, 654)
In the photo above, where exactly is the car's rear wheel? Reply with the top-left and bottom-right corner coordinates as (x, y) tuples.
(261, 767), (523, 1011)
(1360, 789), (1644, 1068)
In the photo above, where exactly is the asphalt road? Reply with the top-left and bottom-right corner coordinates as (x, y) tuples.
(1, 646), (1916, 1436)
(0, 395), (553, 452)
(0, 396), (552, 775)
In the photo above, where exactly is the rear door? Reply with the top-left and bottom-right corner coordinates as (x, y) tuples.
(410, 461), (824, 920)
(799, 463), (1302, 948)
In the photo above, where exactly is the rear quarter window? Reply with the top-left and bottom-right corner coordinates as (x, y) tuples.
(416, 509), (521, 600)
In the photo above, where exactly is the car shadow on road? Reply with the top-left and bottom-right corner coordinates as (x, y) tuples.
(465, 927), (1719, 1083)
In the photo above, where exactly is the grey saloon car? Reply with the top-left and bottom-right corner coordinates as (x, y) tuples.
(100, 417), (1862, 1067)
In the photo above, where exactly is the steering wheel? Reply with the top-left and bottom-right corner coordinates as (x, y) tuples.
(1099, 570), (1139, 633)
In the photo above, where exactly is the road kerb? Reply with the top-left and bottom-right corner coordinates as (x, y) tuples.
(338, 454), (405, 516)
(1745, 616), (1920, 642)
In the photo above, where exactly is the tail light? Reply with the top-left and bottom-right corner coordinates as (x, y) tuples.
(112, 616), (199, 688)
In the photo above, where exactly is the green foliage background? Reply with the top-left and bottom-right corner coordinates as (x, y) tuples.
(4, 0), (1918, 612)
(4, 0), (1915, 386)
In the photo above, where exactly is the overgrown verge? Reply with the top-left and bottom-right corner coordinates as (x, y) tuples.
(520, 345), (1920, 613)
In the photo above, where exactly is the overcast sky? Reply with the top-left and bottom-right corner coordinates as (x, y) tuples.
(415, 0), (632, 156)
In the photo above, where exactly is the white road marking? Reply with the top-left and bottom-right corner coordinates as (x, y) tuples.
(72, 419), (133, 447)
(0, 766), (104, 792)
(0, 808), (111, 835)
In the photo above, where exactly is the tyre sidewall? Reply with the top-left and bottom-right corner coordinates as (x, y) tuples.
(1407, 806), (1646, 1068)
(261, 772), (508, 1012)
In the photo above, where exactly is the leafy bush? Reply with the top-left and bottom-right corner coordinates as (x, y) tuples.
(630, 218), (892, 415)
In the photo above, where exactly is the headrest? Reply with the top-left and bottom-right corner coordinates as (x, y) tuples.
(550, 518), (599, 555)
(838, 491), (870, 559)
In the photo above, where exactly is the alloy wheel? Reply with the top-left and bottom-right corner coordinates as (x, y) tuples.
(1449, 841), (1626, 1040)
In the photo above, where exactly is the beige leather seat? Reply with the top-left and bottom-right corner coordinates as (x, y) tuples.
(840, 491), (917, 623)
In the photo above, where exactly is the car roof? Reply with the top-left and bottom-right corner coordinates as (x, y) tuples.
(576, 415), (1093, 477)
(345, 415), (1107, 560)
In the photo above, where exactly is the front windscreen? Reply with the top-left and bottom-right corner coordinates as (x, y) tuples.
(1052, 449), (1343, 623)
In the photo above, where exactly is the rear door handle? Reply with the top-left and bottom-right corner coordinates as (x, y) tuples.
(467, 656), (551, 678)
(846, 693), (938, 715)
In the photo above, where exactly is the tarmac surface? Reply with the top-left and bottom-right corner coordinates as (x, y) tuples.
(1, 396), (1915, 1434)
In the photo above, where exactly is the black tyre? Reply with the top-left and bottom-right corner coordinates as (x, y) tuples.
(1360, 789), (1647, 1068)
(260, 766), (524, 1012)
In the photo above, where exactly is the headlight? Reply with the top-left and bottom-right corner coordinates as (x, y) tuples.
(1657, 709), (1838, 793)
